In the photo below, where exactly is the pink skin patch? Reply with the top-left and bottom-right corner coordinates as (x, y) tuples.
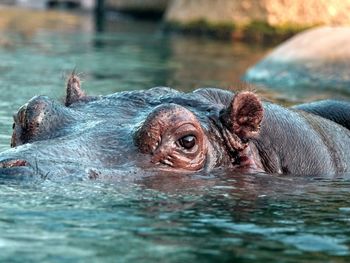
(236, 146), (265, 174)
(0, 159), (28, 168)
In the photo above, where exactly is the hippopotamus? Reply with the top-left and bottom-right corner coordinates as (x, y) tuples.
(1, 74), (350, 180)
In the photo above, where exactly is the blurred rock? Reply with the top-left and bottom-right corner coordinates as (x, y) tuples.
(166, 0), (350, 26)
(165, 0), (350, 40)
(243, 26), (350, 90)
(0, 6), (86, 37)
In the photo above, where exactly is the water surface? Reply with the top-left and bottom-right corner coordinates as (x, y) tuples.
(0, 8), (349, 262)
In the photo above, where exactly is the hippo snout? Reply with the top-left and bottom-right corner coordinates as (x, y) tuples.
(12, 96), (67, 147)
(11, 95), (79, 147)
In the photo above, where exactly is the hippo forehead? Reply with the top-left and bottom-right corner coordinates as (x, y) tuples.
(70, 87), (234, 126)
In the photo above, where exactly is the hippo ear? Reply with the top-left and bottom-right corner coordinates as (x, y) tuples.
(65, 74), (87, 106)
(220, 91), (263, 140)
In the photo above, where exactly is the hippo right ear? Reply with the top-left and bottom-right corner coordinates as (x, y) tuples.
(220, 91), (263, 140)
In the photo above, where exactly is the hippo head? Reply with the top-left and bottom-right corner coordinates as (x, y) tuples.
(0, 75), (264, 180)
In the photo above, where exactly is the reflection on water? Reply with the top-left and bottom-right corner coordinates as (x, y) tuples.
(0, 7), (349, 263)
(1, 173), (350, 262)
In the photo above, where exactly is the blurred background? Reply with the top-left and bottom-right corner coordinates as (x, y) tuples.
(0, 0), (349, 150)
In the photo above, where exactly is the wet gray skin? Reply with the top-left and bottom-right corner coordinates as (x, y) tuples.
(1, 74), (350, 180)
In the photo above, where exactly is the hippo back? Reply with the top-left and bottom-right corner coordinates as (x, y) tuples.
(293, 100), (350, 130)
(253, 102), (350, 175)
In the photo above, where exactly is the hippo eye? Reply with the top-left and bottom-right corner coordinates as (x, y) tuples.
(134, 104), (208, 171)
(178, 135), (196, 150)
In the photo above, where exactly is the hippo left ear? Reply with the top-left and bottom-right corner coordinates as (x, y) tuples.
(220, 91), (263, 140)
(65, 74), (87, 106)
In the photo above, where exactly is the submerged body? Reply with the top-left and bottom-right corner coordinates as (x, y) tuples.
(1, 75), (350, 179)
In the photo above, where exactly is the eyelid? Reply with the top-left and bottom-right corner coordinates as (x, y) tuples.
(173, 123), (199, 140)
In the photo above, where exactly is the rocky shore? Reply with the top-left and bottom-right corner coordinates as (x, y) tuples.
(5, 0), (350, 41)
(164, 0), (350, 41)
(107, 0), (350, 41)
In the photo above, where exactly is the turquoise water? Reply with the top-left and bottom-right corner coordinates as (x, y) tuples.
(0, 9), (349, 262)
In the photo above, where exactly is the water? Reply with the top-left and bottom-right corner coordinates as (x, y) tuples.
(0, 8), (349, 262)
(1, 174), (350, 262)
